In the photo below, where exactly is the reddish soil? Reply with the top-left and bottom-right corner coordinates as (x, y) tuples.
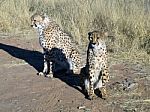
(0, 35), (149, 112)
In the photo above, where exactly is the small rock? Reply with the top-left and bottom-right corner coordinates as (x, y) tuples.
(122, 78), (138, 91)
(84, 108), (91, 112)
(77, 105), (86, 110)
(58, 100), (62, 102)
(126, 83), (138, 90)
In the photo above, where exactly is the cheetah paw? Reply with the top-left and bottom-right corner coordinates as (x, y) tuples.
(88, 94), (97, 100)
(101, 93), (107, 100)
(73, 69), (80, 75)
(37, 72), (53, 78)
(45, 74), (53, 78)
(37, 72), (45, 76)
(99, 87), (108, 100)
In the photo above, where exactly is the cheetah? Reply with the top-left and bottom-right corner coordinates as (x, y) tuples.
(31, 13), (81, 77)
(81, 30), (109, 100)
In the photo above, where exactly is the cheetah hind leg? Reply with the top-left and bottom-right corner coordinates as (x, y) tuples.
(69, 49), (81, 74)
(67, 59), (80, 75)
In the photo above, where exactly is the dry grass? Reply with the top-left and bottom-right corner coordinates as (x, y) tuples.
(0, 1), (150, 111)
(0, 0), (150, 59)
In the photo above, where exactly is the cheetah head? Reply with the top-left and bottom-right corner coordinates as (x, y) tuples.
(88, 30), (108, 48)
(30, 13), (50, 29)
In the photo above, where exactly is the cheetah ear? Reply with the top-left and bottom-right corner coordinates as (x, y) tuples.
(104, 31), (108, 37)
(88, 32), (92, 41)
(43, 13), (48, 18)
(101, 28), (108, 37)
(41, 13), (48, 19)
(88, 32), (92, 36)
(101, 30), (108, 37)
(42, 13), (50, 23)
(39, 12), (48, 20)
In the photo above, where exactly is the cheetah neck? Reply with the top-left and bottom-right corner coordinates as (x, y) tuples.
(91, 41), (106, 50)
(36, 25), (46, 47)
(89, 41), (106, 56)
(37, 27), (43, 36)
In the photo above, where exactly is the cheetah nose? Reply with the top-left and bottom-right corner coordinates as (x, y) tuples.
(92, 43), (96, 45)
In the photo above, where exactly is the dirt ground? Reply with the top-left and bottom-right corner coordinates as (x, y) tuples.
(0, 33), (150, 112)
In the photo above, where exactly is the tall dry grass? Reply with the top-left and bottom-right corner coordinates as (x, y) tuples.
(0, 0), (150, 56)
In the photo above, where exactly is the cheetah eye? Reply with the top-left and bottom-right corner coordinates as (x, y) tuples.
(97, 37), (100, 39)
(34, 20), (36, 22)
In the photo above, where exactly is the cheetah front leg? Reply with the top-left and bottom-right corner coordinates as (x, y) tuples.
(100, 63), (109, 99)
(38, 50), (53, 78)
(88, 70), (97, 100)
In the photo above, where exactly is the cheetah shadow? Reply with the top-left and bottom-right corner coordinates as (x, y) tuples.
(45, 47), (83, 94)
(0, 43), (83, 94)
(0, 43), (43, 72)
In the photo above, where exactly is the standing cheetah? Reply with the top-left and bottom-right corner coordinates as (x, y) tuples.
(81, 30), (109, 100)
(31, 13), (81, 77)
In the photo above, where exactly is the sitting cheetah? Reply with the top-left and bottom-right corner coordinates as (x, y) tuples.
(31, 13), (81, 77)
(81, 30), (109, 100)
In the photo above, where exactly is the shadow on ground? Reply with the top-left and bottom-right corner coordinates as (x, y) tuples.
(0, 43), (43, 72)
(0, 43), (84, 95)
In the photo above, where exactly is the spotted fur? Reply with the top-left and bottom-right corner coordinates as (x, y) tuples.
(31, 13), (81, 77)
(81, 30), (109, 100)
